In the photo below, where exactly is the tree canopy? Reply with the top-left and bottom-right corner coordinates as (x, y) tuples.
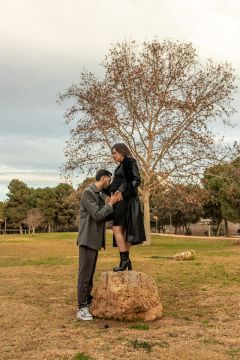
(60, 39), (238, 243)
(203, 156), (240, 235)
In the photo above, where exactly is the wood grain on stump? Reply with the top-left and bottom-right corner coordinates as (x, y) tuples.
(91, 271), (163, 321)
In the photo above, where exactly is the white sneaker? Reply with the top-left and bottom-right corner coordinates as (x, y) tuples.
(77, 307), (93, 321)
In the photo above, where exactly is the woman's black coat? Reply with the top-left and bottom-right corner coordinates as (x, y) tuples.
(113, 156), (146, 246)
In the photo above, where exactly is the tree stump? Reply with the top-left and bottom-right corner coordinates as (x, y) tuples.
(91, 271), (163, 321)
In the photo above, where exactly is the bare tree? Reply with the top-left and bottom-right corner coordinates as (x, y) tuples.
(59, 39), (238, 244)
(23, 209), (44, 235)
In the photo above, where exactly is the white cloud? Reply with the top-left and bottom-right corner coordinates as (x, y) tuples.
(0, 135), (67, 169)
(0, 172), (60, 183)
(0, 0), (239, 67)
(0, 162), (61, 183)
(0, 0), (239, 201)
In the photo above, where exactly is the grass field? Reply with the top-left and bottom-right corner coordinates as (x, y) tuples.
(0, 232), (240, 360)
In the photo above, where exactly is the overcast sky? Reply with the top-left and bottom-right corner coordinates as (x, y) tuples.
(0, 0), (239, 200)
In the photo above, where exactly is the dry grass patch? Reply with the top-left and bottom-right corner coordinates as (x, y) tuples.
(0, 232), (240, 359)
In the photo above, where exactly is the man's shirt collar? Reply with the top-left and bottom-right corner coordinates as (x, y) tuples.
(90, 183), (101, 193)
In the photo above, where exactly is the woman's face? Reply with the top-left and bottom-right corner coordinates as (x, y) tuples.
(112, 148), (124, 163)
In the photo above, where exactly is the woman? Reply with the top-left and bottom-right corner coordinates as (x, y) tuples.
(108, 143), (146, 271)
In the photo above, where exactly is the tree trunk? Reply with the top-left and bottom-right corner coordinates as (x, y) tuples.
(19, 224), (23, 235)
(143, 187), (151, 245)
(32, 227), (35, 235)
(208, 225), (211, 237)
(48, 224), (51, 233)
(216, 219), (222, 237)
(224, 219), (229, 237)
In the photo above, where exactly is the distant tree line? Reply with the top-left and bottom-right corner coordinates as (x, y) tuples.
(0, 180), (84, 234)
(0, 157), (239, 236)
(150, 157), (240, 236)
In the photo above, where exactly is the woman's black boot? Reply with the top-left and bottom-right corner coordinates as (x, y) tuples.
(126, 251), (132, 270)
(113, 251), (132, 272)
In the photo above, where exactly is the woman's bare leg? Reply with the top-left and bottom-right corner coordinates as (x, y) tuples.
(112, 226), (132, 271)
(126, 242), (131, 252)
(112, 226), (127, 252)
(123, 228), (131, 252)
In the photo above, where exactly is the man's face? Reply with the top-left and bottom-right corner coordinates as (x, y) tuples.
(102, 175), (111, 189)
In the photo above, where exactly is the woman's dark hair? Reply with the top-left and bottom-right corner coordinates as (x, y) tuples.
(111, 143), (134, 159)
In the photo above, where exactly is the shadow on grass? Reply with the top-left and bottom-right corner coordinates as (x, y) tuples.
(129, 323), (150, 330)
(0, 257), (73, 267)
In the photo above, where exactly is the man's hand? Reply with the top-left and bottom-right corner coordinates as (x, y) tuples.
(109, 192), (122, 206)
(114, 191), (123, 201)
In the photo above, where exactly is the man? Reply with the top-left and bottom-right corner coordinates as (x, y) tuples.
(77, 169), (121, 320)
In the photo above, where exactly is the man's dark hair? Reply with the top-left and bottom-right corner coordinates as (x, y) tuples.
(95, 169), (112, 181)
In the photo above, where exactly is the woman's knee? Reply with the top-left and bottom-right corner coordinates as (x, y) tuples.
(112, 226), (123, 235)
